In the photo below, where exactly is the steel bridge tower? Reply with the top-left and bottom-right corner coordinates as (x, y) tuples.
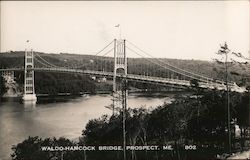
(22, 49), (37, 103)
(113, 39), (127, 113)
(113, 39), (127, 160)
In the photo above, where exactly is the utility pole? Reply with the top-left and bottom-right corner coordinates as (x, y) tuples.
(122, 78), (127, 160)
(112, 39), (117, 116)
(122, 39), (127, 160)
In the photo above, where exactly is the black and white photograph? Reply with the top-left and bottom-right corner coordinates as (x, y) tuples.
(0, 1), (250, 160)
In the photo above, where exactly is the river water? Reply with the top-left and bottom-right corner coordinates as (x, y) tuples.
(0, 94), (173, 160)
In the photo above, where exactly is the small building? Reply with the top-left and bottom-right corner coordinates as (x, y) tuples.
(91, 76), (96, 80)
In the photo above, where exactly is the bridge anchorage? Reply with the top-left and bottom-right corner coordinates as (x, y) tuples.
(22, 49), (37, 103)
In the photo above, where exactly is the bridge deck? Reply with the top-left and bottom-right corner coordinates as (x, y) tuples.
(0, 67), (246, 93)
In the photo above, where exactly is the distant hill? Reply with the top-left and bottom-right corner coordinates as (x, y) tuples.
(1, 51), (249, 87)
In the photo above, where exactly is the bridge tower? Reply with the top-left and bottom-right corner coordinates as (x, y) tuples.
(113, 39), (127, 160)
(22, 49), (37, 103)
(113, 39), (127, 113)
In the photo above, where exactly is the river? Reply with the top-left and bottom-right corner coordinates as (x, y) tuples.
(0, 93), (174, 160)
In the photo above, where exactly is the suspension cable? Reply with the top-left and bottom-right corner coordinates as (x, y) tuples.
(101, 48), (114, 57)
(34, 57), (53, 68)
(126, 40), (217, 82)
(94, 40), (114, 56)
(34, 53), (60, 68)
(126, 46), (214, 83)
(127, 42), (236, 85)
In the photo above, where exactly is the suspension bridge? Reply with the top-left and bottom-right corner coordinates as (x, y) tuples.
(0, 39), (247, 103)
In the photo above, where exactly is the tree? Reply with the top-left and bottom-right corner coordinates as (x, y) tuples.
(215, 42), (250, 153)
(235, 93), (250, 150)
(11, 136), (47, 160)
(11, 136), (83, 160)
(0, 75), (6, 96)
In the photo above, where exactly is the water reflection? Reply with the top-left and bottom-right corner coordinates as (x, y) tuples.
(23, 101), (36, 111)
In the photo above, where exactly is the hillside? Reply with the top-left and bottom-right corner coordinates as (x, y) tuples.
(0, 51), (249, 94)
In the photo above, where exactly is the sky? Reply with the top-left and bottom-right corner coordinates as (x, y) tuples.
(0, 1), (249, 61)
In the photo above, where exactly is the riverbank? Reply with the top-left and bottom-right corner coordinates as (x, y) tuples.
(0, 90), (190, 103)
